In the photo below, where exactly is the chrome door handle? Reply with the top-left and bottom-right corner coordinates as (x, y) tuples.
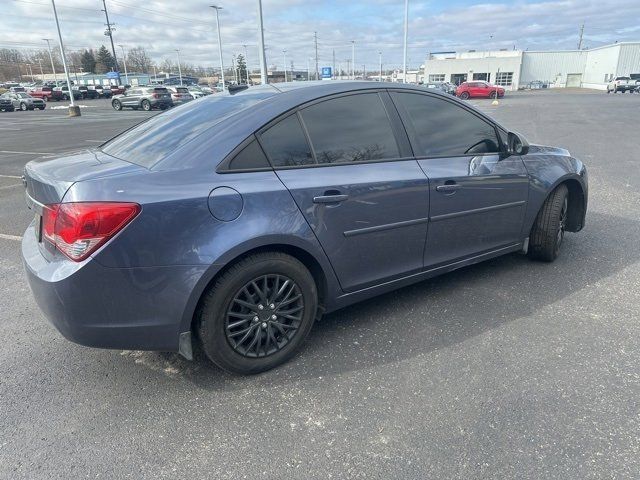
(436, 184), (461, 192)
(313, 194), (349, 204)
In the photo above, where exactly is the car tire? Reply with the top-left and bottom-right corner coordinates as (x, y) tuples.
(38, 106), (45, 110)
(606, 88), (611, 94)
(112, 100), (122, 111)
(20, 102), (28, 111)
(197, 252), (318, 374)
(489, 91), (497, 99)
(141, 100), (151, 111)
(42, 96), (48, 102)
(460, 92), (470, 100)
(62, 94), (68, 101)
(528, 184), (569, 262)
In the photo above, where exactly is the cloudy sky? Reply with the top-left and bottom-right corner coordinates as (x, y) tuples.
(5, 0), (640, 73)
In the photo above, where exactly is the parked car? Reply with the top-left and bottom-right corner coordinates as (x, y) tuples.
(188, 86), (206, 99)
(1, 92), (45, 110)
(0, 96), (14, 112)
(424, 81), (456, 95)
(606, 76), (636, 93)
(53, 85), (81, 100)
(111, 86), (173, 111)
(109, 85), (128, 96)
(90, 85), (112, 98)
(456, 81), (505, 99)
(29, 86), (62, 102)
(21, 82), (588, 374)
(77, 86), (99, 99)
(167, 86), (195, 105)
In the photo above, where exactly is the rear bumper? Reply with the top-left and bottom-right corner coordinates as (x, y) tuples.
(22, 223), (208, 352)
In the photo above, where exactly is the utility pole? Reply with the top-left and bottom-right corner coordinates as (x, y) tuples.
(307, 58), (310, 81)
(314, 31), (319, 80)
(243, 44), (249, 84)
(577, 22), (585, 50)
(332, 49), (336, 80)
(282, 49), (287, 82)
(175, 49), (183, 86)
(38, 59), (44, 80)
(210, 5), (225, 90)
(232, 54), (237, 83)
(362, 64), (365, 80)
(50, 0), (78, 115)
(118, 45), (129, 85)
(101, 0), (120, 84)
(257, 0), (267, 84)
(402, 0), (408, 83)
(379, 51), (382, 82)
(351, 41), (355, 79)
(43, 38), (58, 84)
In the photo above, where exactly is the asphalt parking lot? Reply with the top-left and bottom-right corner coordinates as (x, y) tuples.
(1, 89), (639, 479)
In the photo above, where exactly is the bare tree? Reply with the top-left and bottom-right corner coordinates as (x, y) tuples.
(126, 46), (152, 74)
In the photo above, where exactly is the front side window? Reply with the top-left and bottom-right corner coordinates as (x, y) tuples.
(299, 93), (399, 164)
(391, 92), (500, 157)
(259, 114), (314, 167)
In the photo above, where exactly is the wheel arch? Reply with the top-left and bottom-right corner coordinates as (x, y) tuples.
(179, 239), (335, 338)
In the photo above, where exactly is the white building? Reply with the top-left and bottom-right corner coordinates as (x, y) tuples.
(423, 42), (640, 91)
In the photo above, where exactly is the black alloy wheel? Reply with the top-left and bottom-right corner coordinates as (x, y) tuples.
(225, 274), (304, 358)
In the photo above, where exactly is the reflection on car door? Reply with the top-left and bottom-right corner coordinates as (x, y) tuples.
(390, 91), (529, 267)
(259, 92), (430, 292)
(122, 89), (140, 107)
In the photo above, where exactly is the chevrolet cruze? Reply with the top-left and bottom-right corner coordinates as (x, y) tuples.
(22, 82), (588, 374)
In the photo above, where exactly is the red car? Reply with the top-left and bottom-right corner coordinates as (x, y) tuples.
(29, 86), (63, 102)
(456, 81), (505, 99)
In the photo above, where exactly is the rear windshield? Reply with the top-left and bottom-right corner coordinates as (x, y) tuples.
(175, 87), (189, 93)
(153, 87), (168, 93)
(101, 89), (276, 168)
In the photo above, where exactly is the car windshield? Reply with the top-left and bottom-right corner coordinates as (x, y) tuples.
(101, 88), (277, 168)
(17, 93), (30, 98)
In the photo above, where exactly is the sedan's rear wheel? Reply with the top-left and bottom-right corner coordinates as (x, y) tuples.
(197, 252), (318, 374)
(460, 91), (470, 100)
(528, 184), (569, 262)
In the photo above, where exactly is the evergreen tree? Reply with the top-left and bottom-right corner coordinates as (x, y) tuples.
(95, 45), (115, 74)
(235, 54), (247, 84)
(80, 49), (96, 74)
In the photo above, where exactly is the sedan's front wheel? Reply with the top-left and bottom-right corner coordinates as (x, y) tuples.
(528, 184), (569, 262)
(197, 252), (318, 374)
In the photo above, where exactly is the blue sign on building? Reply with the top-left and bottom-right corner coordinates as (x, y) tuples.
(321, 67), (332, 79)
(106, 71), (120, 79)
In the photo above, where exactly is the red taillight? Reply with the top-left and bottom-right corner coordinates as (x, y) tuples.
(42, 202), (140, 262)
(152, 93), (159, 98)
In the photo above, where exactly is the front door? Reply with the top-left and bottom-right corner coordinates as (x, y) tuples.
(390, 91), (529, 267)
(258, 92), (430, 292)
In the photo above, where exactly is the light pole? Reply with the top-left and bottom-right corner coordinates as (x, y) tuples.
(50, 0), (78, 115)
(351, 40), (355, 80)
(38, 59), (44, 80)
(307, 58), (310, 81)
(256, 0), (267, 84)
(175, 49), (183, 86)
(282, 49), (287, 82)
(118, 45), (129, 85)
(379, 51), (382, 82)
(152, 64), (157, 83)
(362, 64), (366, 80)
(210, 5), (225, 90)
(402, 0), (408, 83)
(43, 38), (58, 85)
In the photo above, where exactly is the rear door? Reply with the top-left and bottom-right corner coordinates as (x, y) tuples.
(390, 91), (529, 267)
(259, 92), (430, 292)
(122, 89), (141, 106)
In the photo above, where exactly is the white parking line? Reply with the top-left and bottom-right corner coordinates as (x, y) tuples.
(0, 233), (22, 242)
(0, 174), (22, 179)
(85, 140), (103, 143)
(0, 150), (56, 155)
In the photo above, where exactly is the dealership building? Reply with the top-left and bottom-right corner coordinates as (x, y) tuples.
(423, 42), (640, 90)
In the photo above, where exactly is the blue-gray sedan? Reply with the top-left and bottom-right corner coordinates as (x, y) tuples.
(22, 82), (588, 374)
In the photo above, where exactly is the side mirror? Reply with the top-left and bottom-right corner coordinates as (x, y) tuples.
(507, 131), (530, 156)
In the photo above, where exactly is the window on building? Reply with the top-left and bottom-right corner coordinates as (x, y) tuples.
(473, 73), (490, 82)
(451, 74), (468, 86)
(391, 92), (500, 157)
(496, 72), (514, 87)
(428, 74), (445, 82)
(299, 93), (400, 164)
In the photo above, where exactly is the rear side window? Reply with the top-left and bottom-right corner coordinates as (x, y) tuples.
(259, 114), (314, 167)
(391, 92), (500, 156)
(299, 93), (399, 164)
(226, 139), (270, 171)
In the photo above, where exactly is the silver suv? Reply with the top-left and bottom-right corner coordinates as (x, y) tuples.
(111, 86), (173, 111)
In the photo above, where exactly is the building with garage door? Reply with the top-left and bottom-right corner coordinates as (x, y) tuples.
(423, 42), (640, 91)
